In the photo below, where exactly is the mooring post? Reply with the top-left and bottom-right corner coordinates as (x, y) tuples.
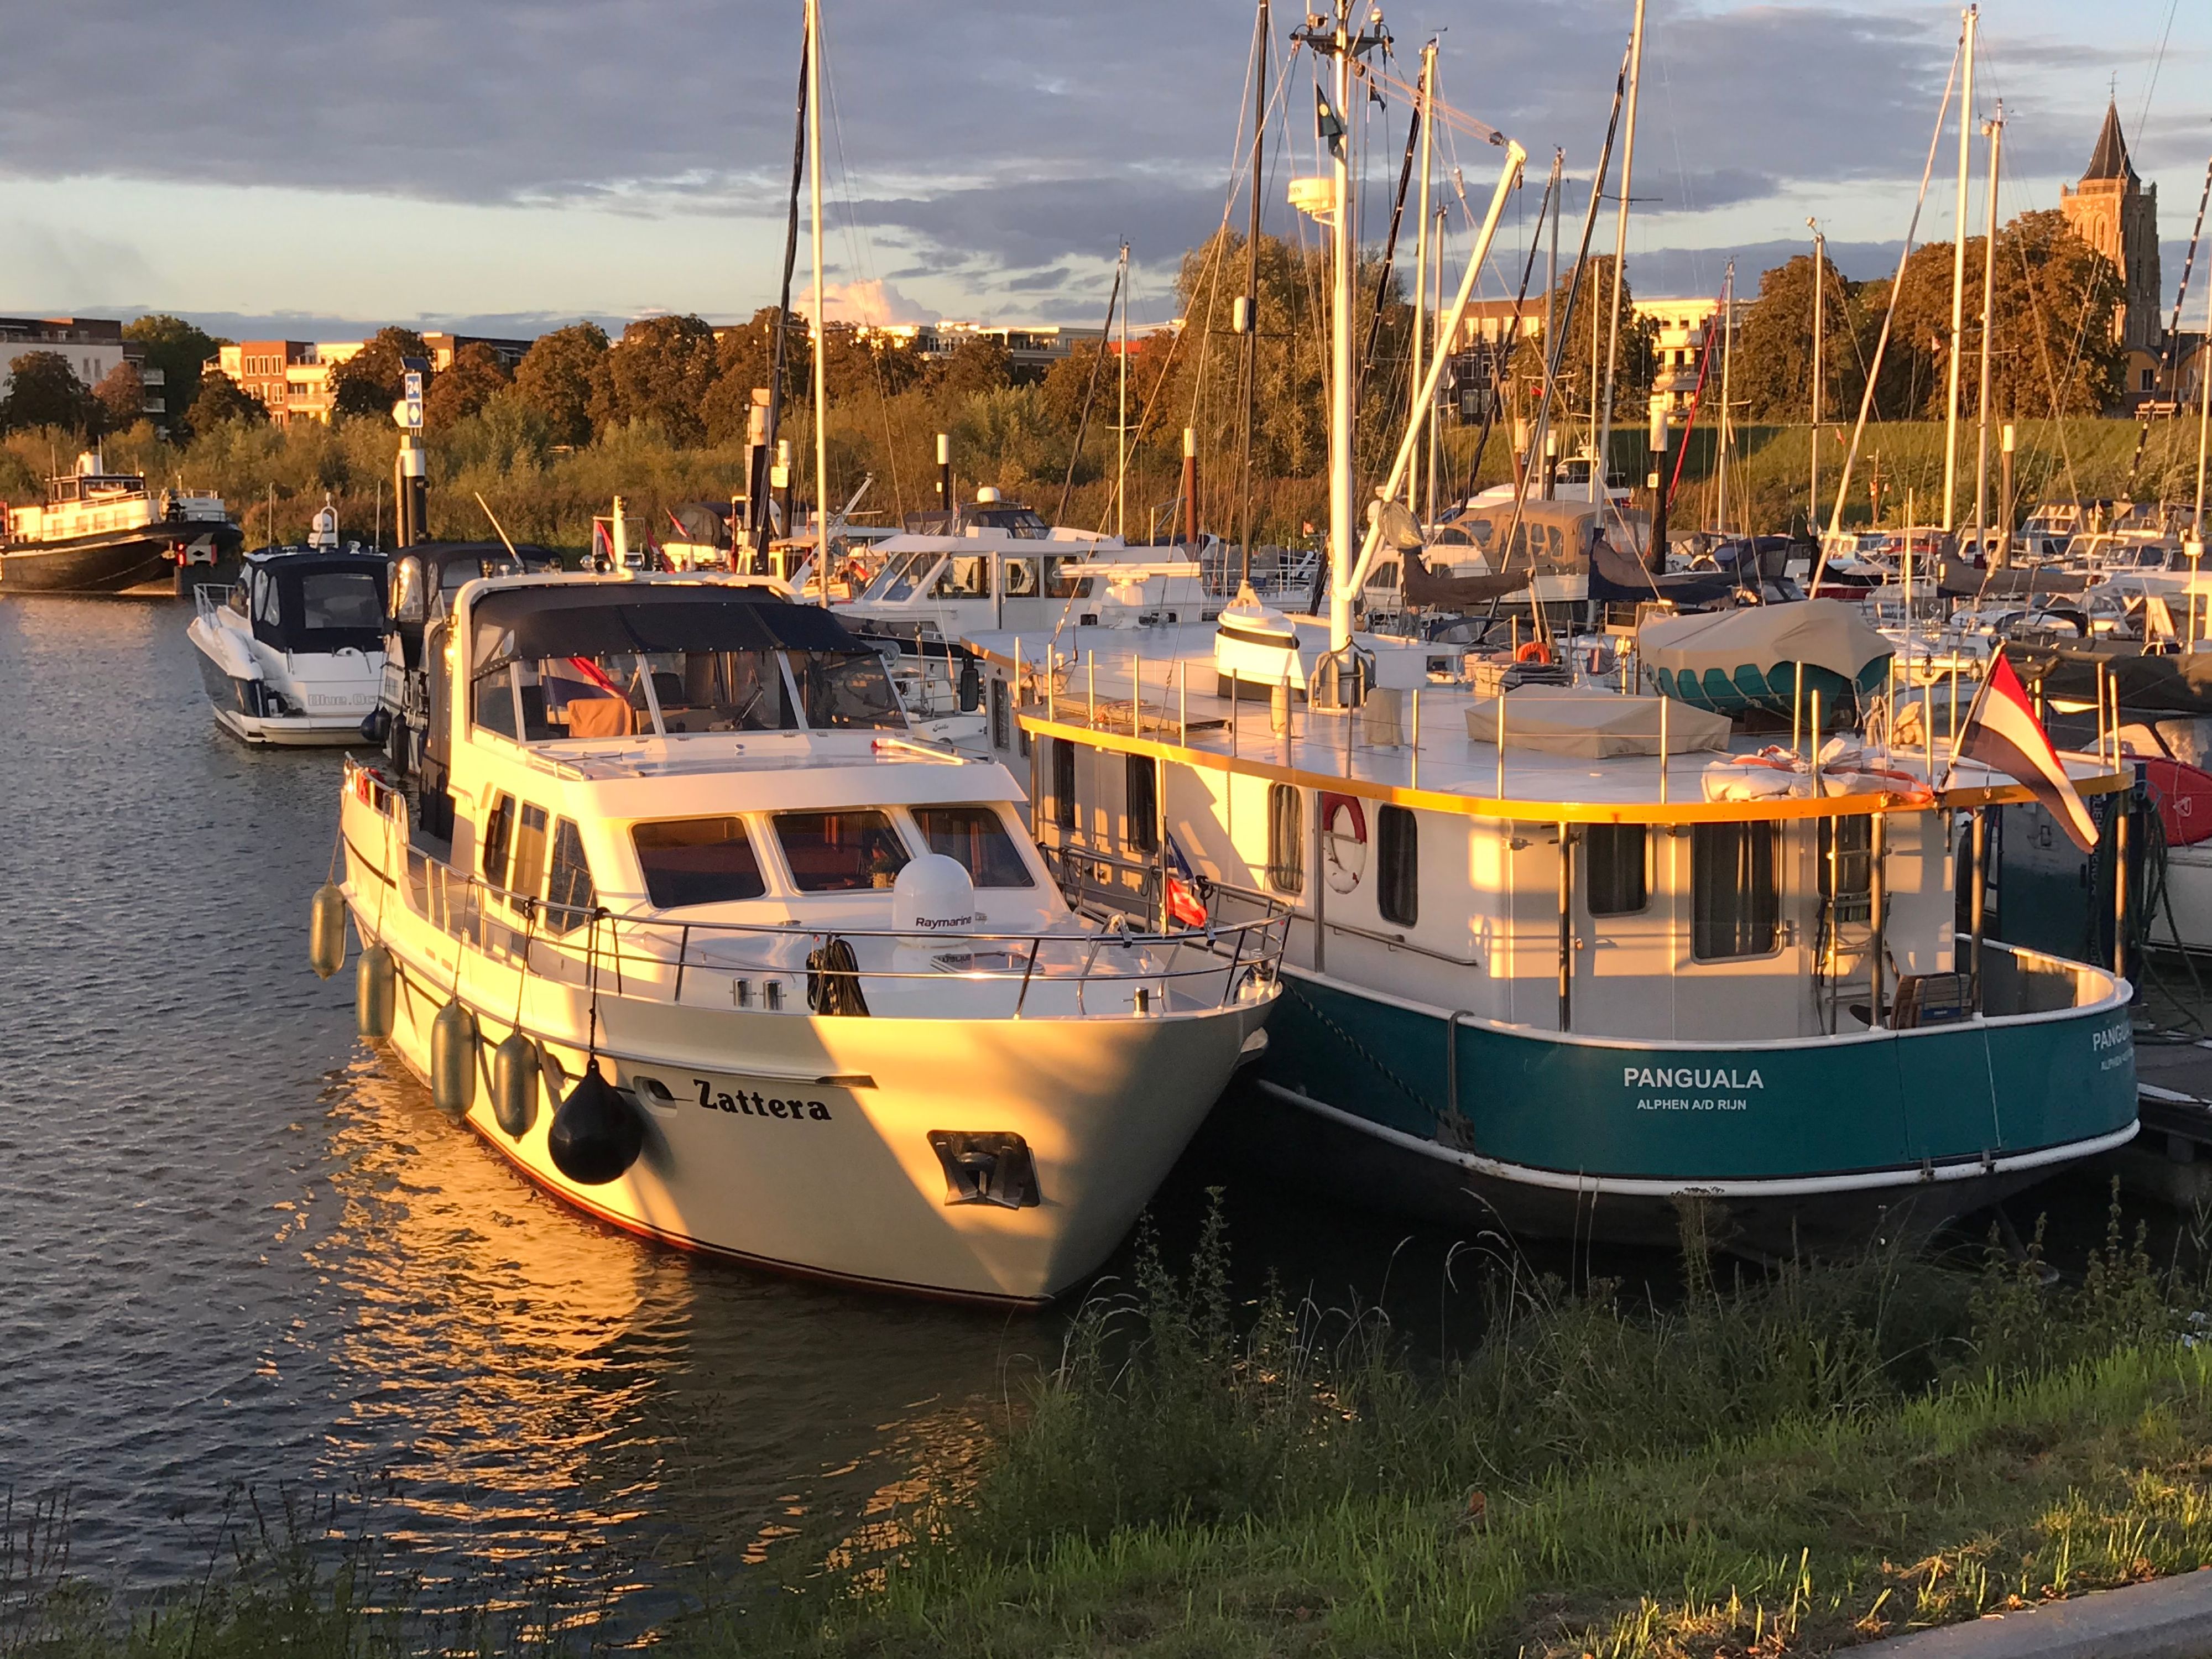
(1869, 811), (1888, 1028)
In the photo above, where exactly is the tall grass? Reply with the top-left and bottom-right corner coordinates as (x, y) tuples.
(10, 1190), (2212, 1657)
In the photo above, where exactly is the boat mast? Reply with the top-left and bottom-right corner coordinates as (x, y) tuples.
(807, 0), (829, 603)
(1410, 37), (1436, 514)
(1717, 260), (1734, 536)
(1118, 241), (1130, 541)
(1324, 4), (1358, 650)
(1597, 0), (1648, 518)
(1971, 102), (2003, 556)
(1940, 4), (1976, 534)
(759, 29), (810, 569)
(1808, 217), (1823, 536)
(1237, 0), (1269, 589)
(2198, 250), (2212, 545)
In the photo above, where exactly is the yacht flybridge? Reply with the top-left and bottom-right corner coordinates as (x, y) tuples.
(329, 573), (1285, 1303)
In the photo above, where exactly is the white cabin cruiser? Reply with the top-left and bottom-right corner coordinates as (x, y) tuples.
(187, 547), (390, 744)
(330, 573), (1285, 1304)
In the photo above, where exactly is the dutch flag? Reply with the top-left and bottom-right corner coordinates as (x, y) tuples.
(1954, 649), (2099, 853)
(1165, 834), (1209, 929)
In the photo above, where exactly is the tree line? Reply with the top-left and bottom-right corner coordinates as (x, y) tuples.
(0, 208), (2127, 541)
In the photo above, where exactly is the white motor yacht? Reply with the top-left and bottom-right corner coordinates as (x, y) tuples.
(330, 573), (1284, 1304)
(188, 547), (389, 745)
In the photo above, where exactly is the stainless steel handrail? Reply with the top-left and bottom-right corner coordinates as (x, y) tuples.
(344, 759), (1288, 1014)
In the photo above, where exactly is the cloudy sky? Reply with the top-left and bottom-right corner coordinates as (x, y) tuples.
(1, 0), (2205, 337)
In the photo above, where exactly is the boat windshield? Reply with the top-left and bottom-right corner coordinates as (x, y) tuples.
(503, 645), (904, 740)
(862, 551), (941, 603)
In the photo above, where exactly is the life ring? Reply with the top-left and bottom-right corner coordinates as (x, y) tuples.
(1514, 639), (1554, 665)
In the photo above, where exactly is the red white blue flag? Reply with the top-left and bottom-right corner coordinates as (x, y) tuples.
(1956, 649), (2099, 853)
(1165, 834), (1208, 928)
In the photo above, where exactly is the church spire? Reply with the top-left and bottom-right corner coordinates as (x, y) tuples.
(2084, 99), (2136, 185)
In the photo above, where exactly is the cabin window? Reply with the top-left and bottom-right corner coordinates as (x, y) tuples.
(481, 794), (515, 889)
(1584, 824), (1649, 916)
(774, 810), (911, 893)
(933, 556), (990, 598)
(544, 818), (596, 933)
(1051, 738), (1077, 830)
(300, 570), (383, 630)
(472, 665), (519, 739)
(1043, 557), (1092, 599)
(914, 805), (1036, 888)
(252, 572), (278, 624)
(1267, 784), (1305, 895)
(989, 676), (1011, 750)
(1000, 557), (1041, 597)
(1818, 815), (1874, 923)
(1376, 805), (1418, 926)
(1126, 755), (1159, 854)
(510, 804), (550, 899)
(786, 650), (906, 730)
(633, 817), (767, 908)
(1691, 821), (1781, 960)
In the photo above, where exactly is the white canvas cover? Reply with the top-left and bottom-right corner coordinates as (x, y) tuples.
(1638, 599), (1888, 682)
(1464, 689), (1732, 756)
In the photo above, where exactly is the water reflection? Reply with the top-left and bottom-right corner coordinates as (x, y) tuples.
(0, 597), (1025, 1610)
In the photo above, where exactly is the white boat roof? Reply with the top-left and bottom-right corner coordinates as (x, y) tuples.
(962, 617), (2119, 821)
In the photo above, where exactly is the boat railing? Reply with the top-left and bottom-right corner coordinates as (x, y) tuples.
(343, 760), (1287, 1016)
(191, 582), (237, 625)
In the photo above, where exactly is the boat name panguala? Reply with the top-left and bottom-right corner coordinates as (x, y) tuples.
(695, 1078), (833, 1120)
(1620, 1066), (1764, 1091)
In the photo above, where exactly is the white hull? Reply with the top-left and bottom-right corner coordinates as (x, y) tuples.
(341, 787), (1272, 1303)
(189, 606), (381, 748)
(2151, 842), (2212, 952)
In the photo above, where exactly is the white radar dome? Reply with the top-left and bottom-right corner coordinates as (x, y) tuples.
(892, 853), (980, 934)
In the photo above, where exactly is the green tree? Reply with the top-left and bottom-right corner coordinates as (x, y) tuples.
(122, 314), (220, 430)
(512, 321), (608, 446)
(92, 362), (147, 432)
(329, 327), (431, 420)
(589, 314), (718, 444)
(424, 342), (511, 430)
(186, 371), (268, 431)
(928, 335), (1015, 398)
(1734, 253), (1866, 421)
(702, 308), (801, 445)
(0, 352), (98, 434)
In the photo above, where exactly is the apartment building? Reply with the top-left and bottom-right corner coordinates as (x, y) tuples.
(0, 316), (165, 415)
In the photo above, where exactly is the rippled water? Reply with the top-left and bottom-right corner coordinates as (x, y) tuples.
(0, 594), (1516, 1621)
(0, 597), (1048, 1608)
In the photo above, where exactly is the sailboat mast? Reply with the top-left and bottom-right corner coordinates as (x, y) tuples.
(1808, 218), (1823, 535)
(1410, 38), (1435, 513)
(1940, 4), (1976, 534)
(1717, 260), (1734, 536)
(1238, 0), (1269, 588)
(1971, 103), (2003, 555)
(1429, 204), (1444, 520)
(806, 0), (829, 603)
(2197, 253), (2212, 543)
(1117, 241), (1129, 541)
(1597, 0), (1647, 516)
(760, 30), (810, 567)
(1327, 6), (1356, 649)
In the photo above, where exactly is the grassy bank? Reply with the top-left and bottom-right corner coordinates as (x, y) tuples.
(13, 1197), (2212, 1657)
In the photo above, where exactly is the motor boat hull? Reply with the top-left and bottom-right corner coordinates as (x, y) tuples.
(1235, 958), (2137, 1256)
(0, 522), (238, 595)
(339, 782), (1276, 1304)
(187, 613), (380, 747)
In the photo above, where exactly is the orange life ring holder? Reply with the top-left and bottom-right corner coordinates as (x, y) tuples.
(1514, 639), (1555, 666)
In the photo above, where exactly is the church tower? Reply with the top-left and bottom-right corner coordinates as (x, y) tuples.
(2060, 100), (2162, 357)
